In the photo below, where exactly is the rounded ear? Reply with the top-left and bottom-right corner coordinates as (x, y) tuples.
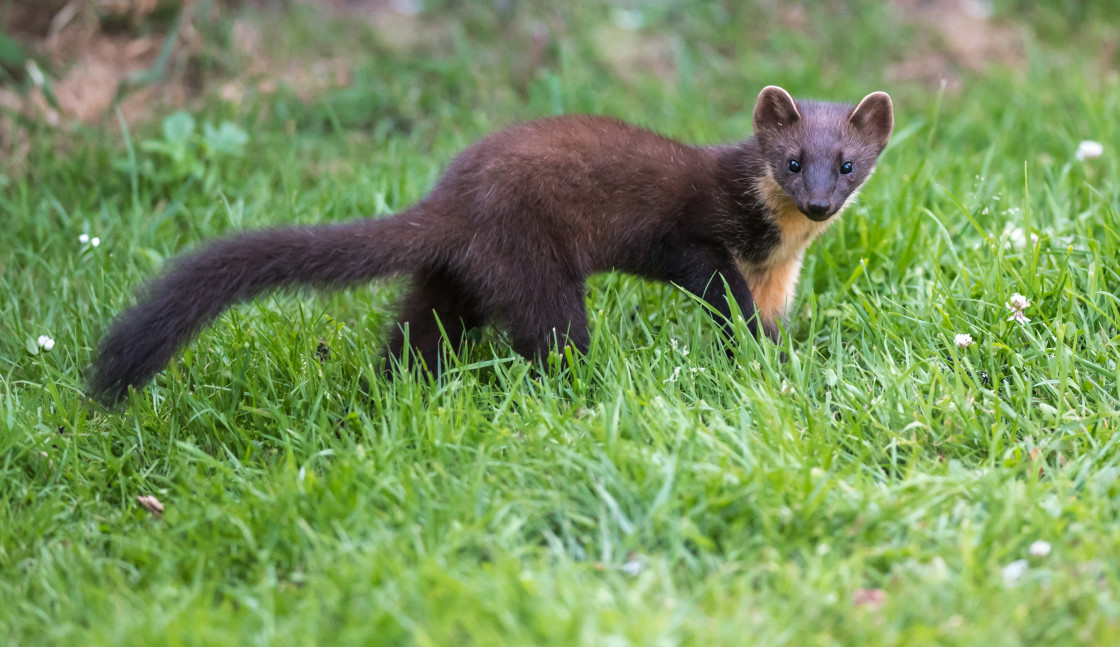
(753, 86), (801, 134)
(848, 91), (894, 149)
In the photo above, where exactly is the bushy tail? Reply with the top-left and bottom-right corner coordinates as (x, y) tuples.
(88, 210), (444, 405)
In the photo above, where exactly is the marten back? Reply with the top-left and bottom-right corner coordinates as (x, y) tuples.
(431, 116), (725, 272)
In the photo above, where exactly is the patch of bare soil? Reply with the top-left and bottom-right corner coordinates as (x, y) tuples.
(887, 0), (1025, 89)
(0, 1), (355, 125)
(1, 1), (197, 138)
(0, 1), (370, 171)
(0, 0), (1031, 140)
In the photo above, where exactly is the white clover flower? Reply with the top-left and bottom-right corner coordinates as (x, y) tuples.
(1076, 140), (1103, 161)
(1001, 559), (1028, 585)
(1001, 223), (1038, 249)
(37, 335), (55, 351)
(1028, 540), (1052, 558)
(79, 233), (90, 244)
(954, 333), (975, 349)
(621, 558), (643, 576)
(91, 237), (100, 247)
(1006, 293), (1031, 324)
(612, 8), (643, 31)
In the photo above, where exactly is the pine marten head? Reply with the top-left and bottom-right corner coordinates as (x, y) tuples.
(752, 86), (894, 222)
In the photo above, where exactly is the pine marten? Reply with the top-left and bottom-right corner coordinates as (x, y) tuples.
(89, 86), (893, 405)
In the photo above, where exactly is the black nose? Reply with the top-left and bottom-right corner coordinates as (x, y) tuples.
(806, 201), (830, 217)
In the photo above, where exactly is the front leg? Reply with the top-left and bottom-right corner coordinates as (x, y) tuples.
(665, 246), (779, 343)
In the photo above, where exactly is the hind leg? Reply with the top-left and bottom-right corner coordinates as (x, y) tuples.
(503, 279), (590, 365)
(384, 270), (483, 375)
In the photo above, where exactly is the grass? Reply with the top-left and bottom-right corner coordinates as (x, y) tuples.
(2, 1), (1120, 644)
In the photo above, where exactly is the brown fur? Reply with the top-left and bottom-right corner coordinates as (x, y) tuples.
(88, 86), (893, 405)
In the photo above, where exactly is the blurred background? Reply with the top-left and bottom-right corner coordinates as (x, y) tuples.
(1, 0), (1116, 146)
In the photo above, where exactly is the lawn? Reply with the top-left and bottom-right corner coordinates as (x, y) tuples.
(2, 1), (1119, 644)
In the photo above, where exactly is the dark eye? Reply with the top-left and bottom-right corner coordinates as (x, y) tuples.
(840, 161), (854, 175)
(788, 160), (801, 173)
